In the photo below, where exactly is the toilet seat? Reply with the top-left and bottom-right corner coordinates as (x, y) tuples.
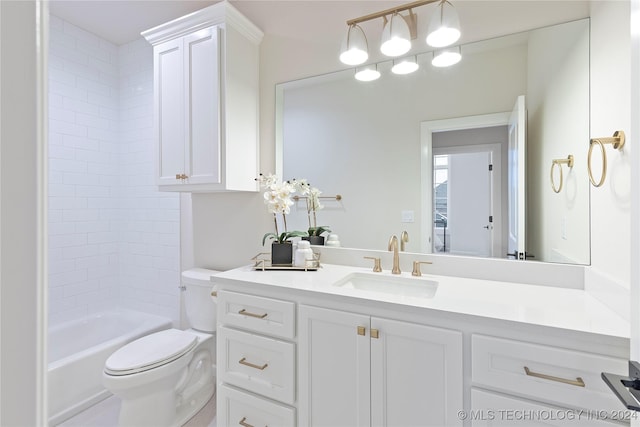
(105, 329), (198, 376)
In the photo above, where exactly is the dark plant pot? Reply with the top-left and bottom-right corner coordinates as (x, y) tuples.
(302, 235), (325, 245)
(271, 242), (293, 266)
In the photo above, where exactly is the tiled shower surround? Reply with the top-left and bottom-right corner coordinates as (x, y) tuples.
(48, 16), (180, 325)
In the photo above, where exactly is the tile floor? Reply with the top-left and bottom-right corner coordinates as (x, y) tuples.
(57, 394), (216, 427)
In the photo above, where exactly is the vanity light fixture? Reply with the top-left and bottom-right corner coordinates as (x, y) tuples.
(355, 64), (381, 81)
(339, 24), (369, 66)
(391, 56), (420, 74)
(426, 0), (461, 48)
(432, 46), (461, 67)
(341, 0), (461, 62)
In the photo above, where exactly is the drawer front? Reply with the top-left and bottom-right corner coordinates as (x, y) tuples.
(218, 384), (296, 427)
(218, 290), (295, 339)
(471, 388), (626, 427)
(218, 325), (296, 404)
(472, 335), (627, 412)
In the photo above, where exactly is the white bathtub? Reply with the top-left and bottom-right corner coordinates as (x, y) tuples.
(48, 309), (172, 425)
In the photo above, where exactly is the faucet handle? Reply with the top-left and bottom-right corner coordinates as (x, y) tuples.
(364, 256), (382, 272)
(411, 261), (433, 277)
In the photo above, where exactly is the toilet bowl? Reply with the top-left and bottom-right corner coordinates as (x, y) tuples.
(103, 268), (219, 427)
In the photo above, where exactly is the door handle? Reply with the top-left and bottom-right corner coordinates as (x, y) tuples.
(602, 361), (640, 411)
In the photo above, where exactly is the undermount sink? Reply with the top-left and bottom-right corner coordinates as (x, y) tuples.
(332, 272), (438, 298)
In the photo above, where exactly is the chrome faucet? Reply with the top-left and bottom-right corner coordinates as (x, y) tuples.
(388, 235), (401, 274)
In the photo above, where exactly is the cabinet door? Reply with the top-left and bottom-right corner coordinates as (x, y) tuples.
(299, 305), (371, 427)
(154, 38), (185, 186)
(183, 27), (221, 186)
(371, 317), (463, 427)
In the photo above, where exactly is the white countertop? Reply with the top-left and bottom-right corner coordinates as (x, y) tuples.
(212, 263), (630, 339)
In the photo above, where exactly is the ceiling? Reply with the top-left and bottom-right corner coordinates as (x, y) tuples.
(49, 1), (591, 55)
(49, 0), (220, 45)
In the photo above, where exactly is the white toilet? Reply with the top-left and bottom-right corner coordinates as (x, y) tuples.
(103, 268), (219, 427)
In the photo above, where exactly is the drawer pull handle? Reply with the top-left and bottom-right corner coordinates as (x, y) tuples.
(239, 417), (254, 427)
(239, 417), (267, 427)
(238, 308), (268, 319)
(239, 357), (268, 370)
(524, 366), (585, 387)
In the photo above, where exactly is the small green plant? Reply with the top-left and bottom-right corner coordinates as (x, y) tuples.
(308, 226), (331, 237)
(262, 230), (308, 245)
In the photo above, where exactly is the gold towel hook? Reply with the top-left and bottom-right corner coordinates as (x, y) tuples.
(550, 155), (574, 193)
(588, 130), (625, 188)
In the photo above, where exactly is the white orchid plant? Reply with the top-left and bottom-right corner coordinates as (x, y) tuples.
(291, 179), (331, 237)
(257, 173), (307, 245)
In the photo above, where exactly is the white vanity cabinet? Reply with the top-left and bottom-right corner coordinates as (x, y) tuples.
(142, 2), (262, 192)
(298, 305), (464, 427)
(471, 335), (629, 426)
(213, 264), (630, 427)
(216, 290), (297, 427)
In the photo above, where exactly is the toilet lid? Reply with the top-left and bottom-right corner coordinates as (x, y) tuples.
(104, 329), (198, 376)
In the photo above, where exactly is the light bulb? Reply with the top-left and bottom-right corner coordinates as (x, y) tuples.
(432, 48), (461, 67)
(380, 13), (412, 57)
(426, 0), (461, 48)
(340, 24), (369, 66)
(392, 57), (419, 74)
(355, 65), (381, 82)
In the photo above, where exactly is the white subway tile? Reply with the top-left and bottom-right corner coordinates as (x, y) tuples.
(49, 146), (76, 161)
(88, 232), (119, 244)
(49, 233), (87, 249)
(48, 259), (76, 275)
(62, 208), (100, 222)
(62, 172), (102, 186)
(50, 269), (88, 287)
(48, 184), (76, 198)
(50, 158), (88, 173)
(64, 279), (100, 297)
(76, 111), (111, 129)
(63, 135), (100, 151)
(50, 119), (88, 137)
(49, 196), (88, 210)
(62, 244), (100, 259)
(75, 255), (110, 270)
(75, 185), (111, 197)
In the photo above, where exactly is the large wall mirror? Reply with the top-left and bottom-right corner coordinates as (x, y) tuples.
(277, 18), (590, 265)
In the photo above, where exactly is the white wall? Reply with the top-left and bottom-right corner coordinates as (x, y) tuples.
(590, 1), (631, 288)
(48, 17), (181, 325)
(1, 1), (46, 424)
(527, 19), (590, 265)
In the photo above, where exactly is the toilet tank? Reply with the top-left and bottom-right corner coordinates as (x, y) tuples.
(181, 268), (219, 333)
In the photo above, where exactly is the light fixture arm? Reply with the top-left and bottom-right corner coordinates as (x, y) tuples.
(346, 0), (439, 26)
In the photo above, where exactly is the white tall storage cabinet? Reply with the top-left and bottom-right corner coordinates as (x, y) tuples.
(142, 1), (263, 192)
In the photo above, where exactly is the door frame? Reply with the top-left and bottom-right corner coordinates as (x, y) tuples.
(421, 112), (511, 254)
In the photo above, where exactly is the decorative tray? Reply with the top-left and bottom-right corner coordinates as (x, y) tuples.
(251, 252), (321, 271)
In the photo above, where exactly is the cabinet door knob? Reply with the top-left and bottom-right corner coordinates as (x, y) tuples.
(175, 174), (182, 180)
(357, 326), (366, 336)
(371, 328), (379, 339)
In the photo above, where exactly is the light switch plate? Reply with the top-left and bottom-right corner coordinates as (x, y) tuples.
(401, 210), (414, 223)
